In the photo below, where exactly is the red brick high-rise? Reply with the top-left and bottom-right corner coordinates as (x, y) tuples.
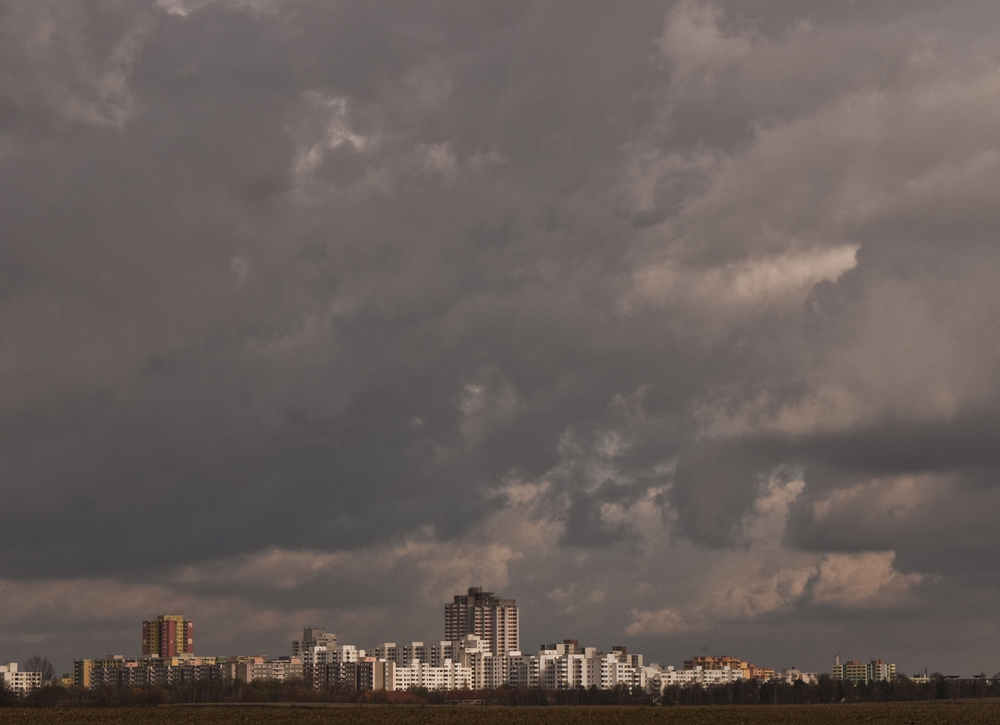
(142, 614), (193, 657)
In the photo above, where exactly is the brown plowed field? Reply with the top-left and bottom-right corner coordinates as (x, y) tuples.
(2, 704), (1000, 724)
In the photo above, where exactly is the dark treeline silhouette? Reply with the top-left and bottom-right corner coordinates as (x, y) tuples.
(0, 683), (16, 708)
(659, 674), (1000, 706)
(4, 679), (355, 707)
(4, 673), (1000, 707)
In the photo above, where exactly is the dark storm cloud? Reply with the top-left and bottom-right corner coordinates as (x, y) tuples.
(0, 0), (676, 574)
(4, 0), (1000, 676)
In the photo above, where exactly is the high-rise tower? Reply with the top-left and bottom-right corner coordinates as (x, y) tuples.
(142, 614), (193, 657)
(445, 586), (518, 656)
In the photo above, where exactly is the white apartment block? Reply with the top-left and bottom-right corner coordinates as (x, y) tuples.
(351, 639), (652, 693)
(330, 645), (364, 663)
(367, 637), (498, 686)
(282, 622), (779, 695)
(298, 644), (365, 667)
(373, 642), (430, 666)
(403, 642), (428, 664)
(501, 643), (648, 691)
(657, 665), (744, 689)
(429, 636), (485, 667)
(0, 663), (42, 696)
(506, 651), (539, 688)
(373, 643), (400, 663)
(587, 652), (646, 690)
(476, 649), (510, 689)
(539, 650), (587, 689)
(389, 659), (473, 691)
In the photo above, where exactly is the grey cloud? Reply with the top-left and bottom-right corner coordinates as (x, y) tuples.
(5, 0), (1000, 678)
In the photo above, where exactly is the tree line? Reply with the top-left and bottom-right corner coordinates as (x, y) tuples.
(5, 670), (1000, 707)
(658, 673), (1000, 706)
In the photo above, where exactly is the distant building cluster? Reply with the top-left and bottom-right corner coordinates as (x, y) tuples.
(684, 656), (776, 682)
(831, 655), (896, 684)
(1, 586), (902, 698)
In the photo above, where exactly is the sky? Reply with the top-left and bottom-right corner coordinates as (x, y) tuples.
(2, 0), (1000, 679)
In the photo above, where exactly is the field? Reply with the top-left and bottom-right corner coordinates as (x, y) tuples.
(2, 703), (1000, 725)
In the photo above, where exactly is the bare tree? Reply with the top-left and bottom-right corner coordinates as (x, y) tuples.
(0, 676), (17, 706)
(24, 656), (54, 684)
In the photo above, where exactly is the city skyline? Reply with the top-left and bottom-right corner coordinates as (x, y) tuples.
(61, 593), (903, 694)
(17, 588), (932, 685)
(4, 0), (1000, 683)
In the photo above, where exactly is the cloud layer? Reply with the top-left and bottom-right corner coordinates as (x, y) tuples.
(2, 0), (1000, 677)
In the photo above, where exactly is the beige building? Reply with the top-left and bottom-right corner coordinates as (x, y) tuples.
(236, 657), (303, 683)
(832, 655), (897, 683)
(76, 654), (227, 688)
(684, 655), (773, 681)
(73, 659), (95, 690)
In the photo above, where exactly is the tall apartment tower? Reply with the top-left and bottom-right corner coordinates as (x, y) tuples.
(445, 586), (518, 656)
(142, 614), (193, 658)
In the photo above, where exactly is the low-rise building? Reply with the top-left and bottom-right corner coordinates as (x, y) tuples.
(683, 655), (771, 682)
(236, 656), (303, 683)
(76, 654), (229, 688)
(659, 664), (743, 688)
(779, 668), (819, 685)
